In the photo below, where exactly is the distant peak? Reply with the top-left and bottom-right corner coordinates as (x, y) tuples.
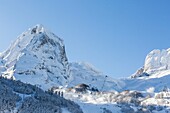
(131, 48), (170, 78)
(71, 62), (102, 74)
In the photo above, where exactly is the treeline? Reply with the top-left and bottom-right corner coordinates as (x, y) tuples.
(0, 76), (83, 113)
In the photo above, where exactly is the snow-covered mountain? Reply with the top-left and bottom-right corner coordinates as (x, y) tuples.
(0, 24), (70, 90)
(124, 48), (170, 92)
(2, 24), (170, 112)
(132, 48), (170, 79)
(1, 24), (170, 93)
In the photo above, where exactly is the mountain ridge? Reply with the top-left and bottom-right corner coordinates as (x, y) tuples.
(1, 24), (170, 92)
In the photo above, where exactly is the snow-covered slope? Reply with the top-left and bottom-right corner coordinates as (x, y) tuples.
(0, 77), (83, 113)
(0, 24), (70, 90)
(68, 62), (123, 91)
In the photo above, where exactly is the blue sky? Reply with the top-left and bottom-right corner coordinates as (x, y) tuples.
(0, 0), (170, 78)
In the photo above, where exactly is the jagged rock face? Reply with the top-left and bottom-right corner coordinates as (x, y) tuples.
(144, 49), (170, 74)
(131, 67), (144, 78)
(0, 25), (70, 89)
(131, 67), (149, 78)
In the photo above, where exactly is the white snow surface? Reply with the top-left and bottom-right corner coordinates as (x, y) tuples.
(68, 62), (123, 91)
(55, 88), (121, 113)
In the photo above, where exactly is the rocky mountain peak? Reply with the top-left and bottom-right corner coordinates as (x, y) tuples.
(0, 24), (70, 90)
(131, 48), (170, 78)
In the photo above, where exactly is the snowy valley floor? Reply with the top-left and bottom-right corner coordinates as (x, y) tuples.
(54, 86), (170, 113)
